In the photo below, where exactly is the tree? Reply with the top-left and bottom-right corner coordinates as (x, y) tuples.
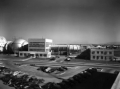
(76, 49), (90, 60)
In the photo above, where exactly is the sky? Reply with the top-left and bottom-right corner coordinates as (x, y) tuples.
(0, 0), (120, 44)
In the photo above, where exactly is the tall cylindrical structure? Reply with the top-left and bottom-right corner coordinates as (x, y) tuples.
(12, 39), (28, 53)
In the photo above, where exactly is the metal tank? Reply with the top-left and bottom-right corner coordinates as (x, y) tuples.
(3, 41), (13, 54)
(12, 39), (28, 53)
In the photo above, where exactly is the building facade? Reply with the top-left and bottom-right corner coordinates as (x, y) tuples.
(51, 44), (80, 55)
(19, 38), (53, 58)
(91, 48), (114, 61)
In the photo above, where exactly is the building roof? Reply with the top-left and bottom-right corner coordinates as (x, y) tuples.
(13, 39), (27, 44)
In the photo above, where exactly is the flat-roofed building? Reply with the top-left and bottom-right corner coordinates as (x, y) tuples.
(51, 44), (80, 55)
(19, 38), (53, 58)
(91, 48), (114, 61)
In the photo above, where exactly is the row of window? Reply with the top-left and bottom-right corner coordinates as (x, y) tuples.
(29, 49), (45, 52)
(29, 42), (45, 47)
(29, 44), (45, 47)
(19, 53), (47, 57)
(92, 56), (113, 60)
(92, 51), (113, 55)
(29, 42), (45, 44)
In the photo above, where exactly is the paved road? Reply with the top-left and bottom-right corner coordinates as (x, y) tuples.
(11, 59), (120, 71)
(0, 55), (120, 89)
(0, 55), (120, 80)
(0, 56), (89, 80)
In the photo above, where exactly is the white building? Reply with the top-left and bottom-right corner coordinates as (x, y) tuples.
(19, 38), (53, 58)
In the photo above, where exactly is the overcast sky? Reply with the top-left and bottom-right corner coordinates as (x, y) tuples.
(0, 0), (120, 44)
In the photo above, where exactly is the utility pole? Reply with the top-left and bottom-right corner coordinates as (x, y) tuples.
(58, 46), (59, 56)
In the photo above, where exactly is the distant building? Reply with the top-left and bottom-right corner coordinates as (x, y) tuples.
(19, 38), (53, 58)
(51, 44), (80, 55)
(0, 36), (7, 52)
(91, 48), (114, 61)
(114, 49), (120, 61)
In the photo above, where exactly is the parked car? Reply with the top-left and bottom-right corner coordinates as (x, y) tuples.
(64, 57), (71, 61)
(49, 57), (56, 61)
(30, 64), (35, 66)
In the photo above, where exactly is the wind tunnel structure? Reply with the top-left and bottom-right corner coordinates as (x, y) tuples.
(3, 39), (28, 54)
(12, 39), (28, 53)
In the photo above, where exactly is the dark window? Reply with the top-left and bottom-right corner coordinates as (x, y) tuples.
(29, 42), (45, 47)
(97, 51), (99, 54)
(109, 52), (112, 54)
(20, 53), (23, 56)
(97, 56), (99, 59)
(92, 51), (95, 54)
(29, 49), (45, 52)
(93, 56), (95, 59)
(101, 51), (103, 54)
(101, 56), (103, 59)
(30, 54), (34, 57)
(24, 53), (27, 56)
(36, 54), (39, 58)
(44, 54), (47, 57)
(40, 54), (42, 56)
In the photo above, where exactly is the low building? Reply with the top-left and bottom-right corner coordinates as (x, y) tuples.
(19, 51), (51, 58)
(18, 38), (53, 58)
(51, 44), (80, 55)
(114, 49), (120, 61)
(91, 48), (114, 61)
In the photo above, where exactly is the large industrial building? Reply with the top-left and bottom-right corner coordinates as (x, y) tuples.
(19, 38), (53, 58)
(3, 39), (28, 54)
